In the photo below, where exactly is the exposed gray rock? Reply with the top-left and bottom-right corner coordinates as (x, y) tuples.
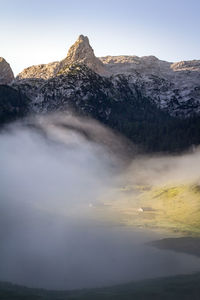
(0, 57), (14, 84)
(14, 35), (200, 118)
(99, 55), (171, 77)
(17, 35), (108, 80)
(100, 55), (200, 117)
(59, 35), (108, 76)
(17, 61), (59, 80)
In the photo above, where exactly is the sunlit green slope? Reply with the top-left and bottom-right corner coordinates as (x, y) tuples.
(103, 184), (200, 235)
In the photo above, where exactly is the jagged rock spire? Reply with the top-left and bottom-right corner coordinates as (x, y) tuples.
(66, 35), (95, 63)
(0, 57), (14, 84)
(61, 34), (107, 75)
(17, 34), (108, 79)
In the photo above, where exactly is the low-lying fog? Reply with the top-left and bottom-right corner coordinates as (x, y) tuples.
(1, 113), (200, 290)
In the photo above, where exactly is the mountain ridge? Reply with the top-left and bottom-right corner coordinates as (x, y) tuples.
(14, 35), (200, 118)
(1, 35), (200, 153)
(17, 35), (108, 80)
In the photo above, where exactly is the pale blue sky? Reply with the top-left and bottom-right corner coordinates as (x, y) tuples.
(0, 0), (199, 75)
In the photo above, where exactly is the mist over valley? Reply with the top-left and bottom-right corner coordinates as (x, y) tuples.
(1, 3), (200, 297)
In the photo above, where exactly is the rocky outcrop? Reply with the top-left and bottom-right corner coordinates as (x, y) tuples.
(0, 58), (14, 84)
(14, 34), (200, 118)
(100, 55), (200, 117)
(171, 60), (200, 72)
(14, 64), (130, 113)
(13, 64), (200, 153)
(59, 35), (107, 76)
(17, 35), (108, 80)
(17, 61), (59, 80)
(99, 55), (171, 76)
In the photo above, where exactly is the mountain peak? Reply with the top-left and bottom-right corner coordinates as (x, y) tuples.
(66, 34), (94, 63)
(77, 34), (89, 43)
(60, 35), (108, 76)
(17, 35), (109, 79)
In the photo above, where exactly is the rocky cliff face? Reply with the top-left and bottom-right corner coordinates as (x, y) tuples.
(16, 61), (60, 80)
(17, 35), (107, 80)
(1, 35), (200, 152)
(12, 63), (200, 153)
(0, 58), (14, 84)
(59, 35), (107, 76)
(15, 35), (200, 118)
(100, 56), (200, 117)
